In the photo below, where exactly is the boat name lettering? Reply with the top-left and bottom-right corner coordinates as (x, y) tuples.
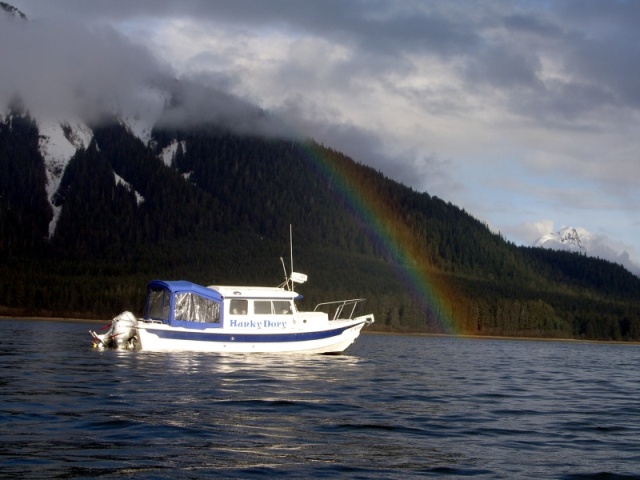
(229, 319), (287, 328)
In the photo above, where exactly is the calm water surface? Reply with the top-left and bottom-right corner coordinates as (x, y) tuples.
(2, 319), (640, 478)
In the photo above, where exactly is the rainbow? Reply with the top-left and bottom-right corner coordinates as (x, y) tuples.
(302, 141), (469, 335)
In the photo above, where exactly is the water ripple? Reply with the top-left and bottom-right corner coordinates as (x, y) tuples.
(2, 321), (640, 478)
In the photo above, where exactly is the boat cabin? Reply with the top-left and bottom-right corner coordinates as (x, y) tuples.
(143, 280), (305, 329)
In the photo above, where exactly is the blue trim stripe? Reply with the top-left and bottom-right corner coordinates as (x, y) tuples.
(144, 322), (364, 343)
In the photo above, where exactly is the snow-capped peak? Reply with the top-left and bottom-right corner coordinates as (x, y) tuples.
(534, 226), (589, 252)
(0, 2), (27, 20)
(534, 226), (640, 277)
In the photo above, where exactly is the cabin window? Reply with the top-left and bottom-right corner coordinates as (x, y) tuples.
(146, 288), (171, 322)
(174, 293), (220, 323)
(274, 301), (292, 314)
(230, 299), (248, 315)
(253, 300), (293, 315)
(254, 300), (272, 314)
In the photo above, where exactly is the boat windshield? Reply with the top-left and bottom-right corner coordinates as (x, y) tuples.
(145, 287), (171, 322)
(175, 292), (220, 323)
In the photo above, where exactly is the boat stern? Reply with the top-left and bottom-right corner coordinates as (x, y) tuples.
(90, 311), (138, 349)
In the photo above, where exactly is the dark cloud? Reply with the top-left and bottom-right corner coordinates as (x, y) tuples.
(5, 0), (640, 142)
(10, 0), (639, 123)
(157, 76), (292, 138)
(13, 0), (480, 55)
(1, 4), (291, 137)
(0, 11), (170, 122)
(502, 13), (563, 37)
(463, 44), (544, 91)
(566, 36), (640, 109)
(12, 1), (484, 61)
(279, 112), (458, 196)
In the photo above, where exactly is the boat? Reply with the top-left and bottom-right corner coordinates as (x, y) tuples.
(91, 270), (374, 354)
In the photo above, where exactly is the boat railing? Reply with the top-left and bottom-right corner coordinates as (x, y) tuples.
(141, 318), (165, 324)
(314, 298), (366, 321)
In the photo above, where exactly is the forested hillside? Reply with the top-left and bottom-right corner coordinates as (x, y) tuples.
(2, 110), (640, 341)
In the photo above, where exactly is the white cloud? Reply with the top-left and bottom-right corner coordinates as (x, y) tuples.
(516, 220), (556, 244)
(518, 222), (640, 277)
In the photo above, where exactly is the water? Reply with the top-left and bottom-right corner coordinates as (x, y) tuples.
(2, 319), (640, 479)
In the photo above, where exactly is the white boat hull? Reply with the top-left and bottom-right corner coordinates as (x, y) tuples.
(136, 316), (372, 354)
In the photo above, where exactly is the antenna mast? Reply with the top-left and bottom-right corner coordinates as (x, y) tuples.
(289, 224), (294, 283)
(286, 225), (308, 290)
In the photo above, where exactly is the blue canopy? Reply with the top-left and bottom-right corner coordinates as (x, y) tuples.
(144, 280), (223, 326)
(147, 280), (223, 302)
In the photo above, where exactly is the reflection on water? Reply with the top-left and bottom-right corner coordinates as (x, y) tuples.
(164, 349), (362, 379)
(2, 320), (640, 478)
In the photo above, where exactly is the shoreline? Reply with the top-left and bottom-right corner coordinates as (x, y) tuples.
(3, 316), (640, 346)
(0, 315), (106, 324)
(367, 330), (640, 346)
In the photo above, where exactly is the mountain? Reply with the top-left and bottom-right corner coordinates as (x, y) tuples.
(0, 1), (26, 20)
(534, 227), (640, 277)
(1, 2), (639, 340)
(2, 105), (640, 341)
(534, 226), (588, 252)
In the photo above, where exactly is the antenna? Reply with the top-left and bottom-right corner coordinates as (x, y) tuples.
(278, 225), (308, 291)
(280, 257), (288, 288)
(289, 224), (294, 282)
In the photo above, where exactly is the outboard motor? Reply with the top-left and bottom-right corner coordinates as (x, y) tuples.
(91, 311), (138, 349)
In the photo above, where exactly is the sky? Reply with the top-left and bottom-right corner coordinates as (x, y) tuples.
(3, 0), (640, 275)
